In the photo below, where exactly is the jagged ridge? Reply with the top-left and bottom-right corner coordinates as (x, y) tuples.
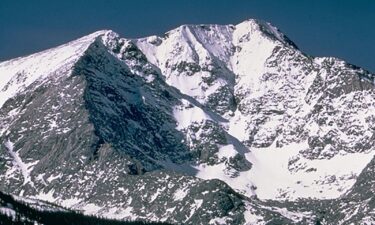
(0, 19), (374, 224)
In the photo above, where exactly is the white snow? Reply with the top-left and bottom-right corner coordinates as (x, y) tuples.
(12, 194), (69, 213)
(194, 144), (256, 197)
(173, 99), (212, 129)
(102, 206), (137, 220)
(185, 199), (204, 222)
(49, 120), (58, 130)
(0, 30), (109, 107)
(46, 173), (63, 183)
(166, 207), (176, 213)
(145, 74), (155, 83)
(0, 19), (373, 223)
(194, 160), (255, 197)
(149, 187), (165, 202)
(167, 71), (209, 102)
(242, 202), (265, 225)
(194, 199), (203, 208)
(135, 24), (234, 105)
(4, 140), (36, 186)
(230, 20), (278, 94)
(261, 205), (313, 223)
(194, 140), (375, 200)
(226, 110), (249, 142)
(245, 141), (375, 200)
(60, 197), (82, 208)
(34, 189), (57, 202)
(82, 203), (102, 215)
(209, 217), (232, 225)
(216, 144), (238, 159)
(141, 20), (375, 201)
(173, 187), (189, 201)
(0, 207), (16, 218)
(361, 215), (375, 225)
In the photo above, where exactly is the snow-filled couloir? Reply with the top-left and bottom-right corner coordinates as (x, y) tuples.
(1, 19), (374, 224)
(133, 19), (375, 200)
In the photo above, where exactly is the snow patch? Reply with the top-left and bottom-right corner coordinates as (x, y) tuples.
(0, 207), (16, 218)
(216, 144), (238, 159)
(185, 199), (204, 222)
(4, 140), (36, 186)
(173, 187), (189, 201)
(82, 203), (102, 215)
(102, 206), (137, 220)
(173, 99), (212, 129)
(246, 141), (375, 200)
(34, 189), (57, 203)
(150, 187), (165, 202)
(61, 198), (82, 208)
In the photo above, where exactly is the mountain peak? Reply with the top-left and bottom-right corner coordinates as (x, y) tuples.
(77, 29), (113, 40)
(235, 19), (298, 48)
(165, 18), (298, 49)
(1, 19), (375, 225)
(0, 30), (116, 107)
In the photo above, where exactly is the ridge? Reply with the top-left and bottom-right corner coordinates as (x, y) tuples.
(0, 18), (374, 224)
(0, 30), (118, 107)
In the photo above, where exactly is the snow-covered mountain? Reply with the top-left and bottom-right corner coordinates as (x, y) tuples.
(0, 191), (167, 225)
(0, 19), (374, 224)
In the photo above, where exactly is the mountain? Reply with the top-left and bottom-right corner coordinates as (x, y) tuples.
(0, 191), (169, 225)
(0, 19), (374, 224)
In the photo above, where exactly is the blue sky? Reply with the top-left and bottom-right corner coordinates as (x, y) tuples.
(1, 0), (374, 71)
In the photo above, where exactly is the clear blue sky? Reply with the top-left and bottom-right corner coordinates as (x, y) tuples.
(1, 0), (374, 71)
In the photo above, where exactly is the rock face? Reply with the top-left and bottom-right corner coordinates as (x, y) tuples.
(0, 191), (170, 225)
(0, 19), (374, 224)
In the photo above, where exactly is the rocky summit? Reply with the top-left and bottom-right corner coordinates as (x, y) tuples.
(0, 19), (374, 224)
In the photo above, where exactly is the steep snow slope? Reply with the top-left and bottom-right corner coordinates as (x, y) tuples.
(0, 30), (109, 108)
(0, 18), (374, 224)
(135, 19), (375, 200)
(0, 30), (287, 224)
